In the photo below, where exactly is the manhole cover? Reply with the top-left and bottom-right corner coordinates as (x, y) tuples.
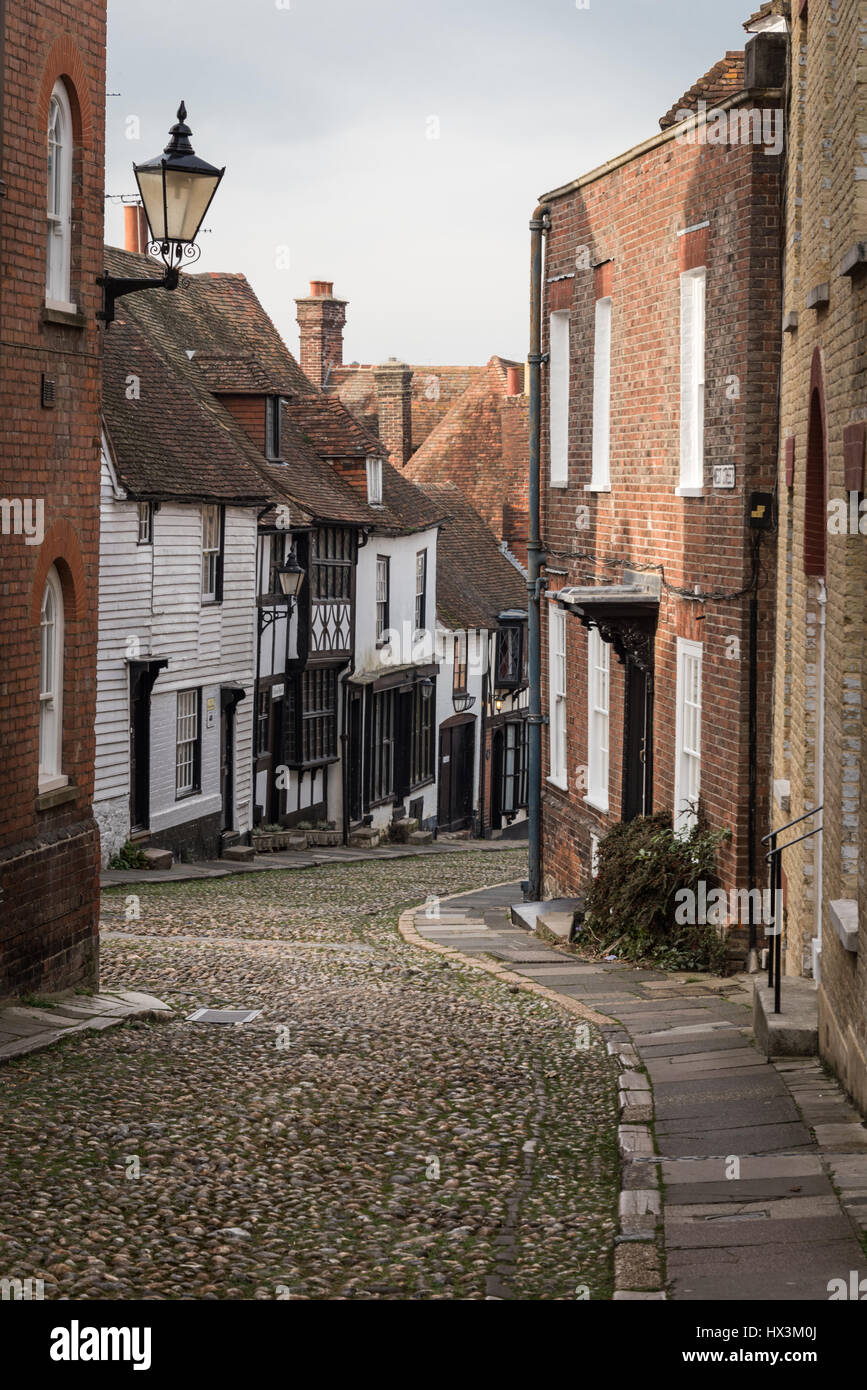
(185, 1008), (262, 1025)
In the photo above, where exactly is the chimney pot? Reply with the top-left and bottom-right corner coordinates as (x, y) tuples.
(123, 203), (149, 254)
(506, 365), (523, 396)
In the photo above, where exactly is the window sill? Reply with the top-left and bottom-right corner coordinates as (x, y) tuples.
(675, 486), (704, 498)
(42, 302), (86, 329)
(584, 483), (611, 493)
(36, 780), (75, 812)
(549, 479), (568, 490)
(547, 775), (569, 792)
(583, 793), (610, 814)
(409, 776), (435, 792)
(175, 788), (202, 802)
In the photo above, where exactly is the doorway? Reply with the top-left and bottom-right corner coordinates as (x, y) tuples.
(438, 717), (475, 831)
(622, 659), (653, 821)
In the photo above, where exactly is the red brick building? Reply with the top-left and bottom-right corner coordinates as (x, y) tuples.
(0, 1), (106, 996)
(538, 31), (786, 957)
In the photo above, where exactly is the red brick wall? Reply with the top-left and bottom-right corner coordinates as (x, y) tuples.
(540, 116), (781, 910)
(0, 0), (106, 998)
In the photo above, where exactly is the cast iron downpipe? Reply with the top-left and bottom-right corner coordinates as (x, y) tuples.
(527, 203), (550, 902)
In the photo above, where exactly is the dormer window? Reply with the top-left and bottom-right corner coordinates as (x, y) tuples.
(366, 456), (383, 505)
(266, 396), (283, 461)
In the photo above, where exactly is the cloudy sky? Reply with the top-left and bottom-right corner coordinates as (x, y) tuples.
(105, 0), (753, 366)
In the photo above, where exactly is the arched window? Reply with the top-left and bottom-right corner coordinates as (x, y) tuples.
(39, 567), (65, 790)
(46, 81), (73, 307)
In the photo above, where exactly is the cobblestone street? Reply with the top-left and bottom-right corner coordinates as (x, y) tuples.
(0, 850), (620, 1301)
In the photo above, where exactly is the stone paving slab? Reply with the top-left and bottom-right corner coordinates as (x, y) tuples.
(657, 1121), (815, 1158)
(664, 1175), (834, 1205)
(0, 990), (171, 1063)
(665, 1212), (856, 1250)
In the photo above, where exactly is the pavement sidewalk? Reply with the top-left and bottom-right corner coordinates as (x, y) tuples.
(408, 882), (867, 1302)
(101, 836), (525, 887)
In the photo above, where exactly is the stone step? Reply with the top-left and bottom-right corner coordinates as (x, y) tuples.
(409, 830), (433, 845)
(141, 847), (173, 870)
(222, 845), (255, 863)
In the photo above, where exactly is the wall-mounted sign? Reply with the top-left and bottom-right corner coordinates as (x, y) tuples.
(206, 695), (216, 730)
(713, 464), (736, 489)
(271, 683), (284, 700)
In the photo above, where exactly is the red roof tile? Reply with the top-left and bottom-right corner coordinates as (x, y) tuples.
(659, 52), (746, 130)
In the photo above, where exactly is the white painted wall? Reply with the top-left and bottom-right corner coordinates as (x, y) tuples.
(94, 445), (258, 864)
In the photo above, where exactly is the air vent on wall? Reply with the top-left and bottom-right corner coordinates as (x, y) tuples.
(41, 374), (56, 409)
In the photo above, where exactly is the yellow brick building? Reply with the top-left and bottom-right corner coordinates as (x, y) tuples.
(772, 0), (867, 1111)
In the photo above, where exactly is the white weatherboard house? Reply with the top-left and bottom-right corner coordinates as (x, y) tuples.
(94, 260), (270, 865)
(421, 484), (529, 835)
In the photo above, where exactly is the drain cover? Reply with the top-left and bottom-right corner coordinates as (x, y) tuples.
(185, 1008), (262, 1025)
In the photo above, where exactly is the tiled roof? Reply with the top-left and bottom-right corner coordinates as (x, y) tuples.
(659, 52), (746, 129)
(103, 310), (272, 504)
(419, 483), (527, 631)
(104, 247), (313, 397)
(102, 247), (441, 535)
(327, 363), (484, 453)
(282, 395), (386, 458)
(403, 357), (529, 558)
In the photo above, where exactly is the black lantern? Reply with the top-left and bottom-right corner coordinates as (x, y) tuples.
(276, 547), (305, 600)
(134, 103), (224, 249)
(420, 677), (435, 702)
(98, 102), (224, 326)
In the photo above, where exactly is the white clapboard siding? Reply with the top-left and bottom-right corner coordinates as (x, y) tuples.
(95, 450), (258, 852)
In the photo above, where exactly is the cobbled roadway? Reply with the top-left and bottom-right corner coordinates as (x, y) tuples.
(0, 851), (620, 1300)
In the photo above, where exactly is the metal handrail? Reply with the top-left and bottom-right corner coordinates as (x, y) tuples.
(762, 805), (823, 843)
(764, 808), (823, 1015)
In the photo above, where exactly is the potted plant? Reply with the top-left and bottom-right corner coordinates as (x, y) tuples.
(306, 819), (341, 847)
(251, 827), (274, 853)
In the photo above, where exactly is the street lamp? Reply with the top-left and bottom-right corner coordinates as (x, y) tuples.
(259, 546), (305, 631)
(275, 547), (305, 602)
(98, 102), (225, 325)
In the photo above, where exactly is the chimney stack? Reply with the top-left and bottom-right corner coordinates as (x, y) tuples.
(295, 280), (347, 389)
(374, 358), (413, 467)
(123, 203), (149, 254)
(506, 365), (524, 396)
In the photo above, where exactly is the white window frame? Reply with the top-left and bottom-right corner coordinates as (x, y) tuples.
(587, 296), (612, 492)
(585, 626), (610, 812)
(678, 267), (706, 494)
(137, 502), (152, 545)
(549, 311), (570, 487)
(375, 554), (389, 641)
(39, 566), (66, 793)
(175, 689), (200, 797)
(366, 456), (383, 505)
(674, 638), (703, 835)
(548, 606), (568, 787)
(46, 81), (74, 311)
(201, 504), (221, 602)
(414, 549), (427, 635)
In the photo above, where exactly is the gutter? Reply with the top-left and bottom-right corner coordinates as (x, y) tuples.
(527, 203), (550, 902)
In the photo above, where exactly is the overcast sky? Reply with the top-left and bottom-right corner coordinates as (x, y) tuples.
(105, 0), (753, 366)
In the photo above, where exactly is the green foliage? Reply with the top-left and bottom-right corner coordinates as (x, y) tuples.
(582, 811), (730, 973)
(108, 841), (148, 870)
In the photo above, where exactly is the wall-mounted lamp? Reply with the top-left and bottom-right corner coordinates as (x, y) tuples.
(99, 103), (225, 325)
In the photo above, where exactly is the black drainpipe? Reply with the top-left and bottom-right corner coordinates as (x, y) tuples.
(527, 203), (550, 901)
